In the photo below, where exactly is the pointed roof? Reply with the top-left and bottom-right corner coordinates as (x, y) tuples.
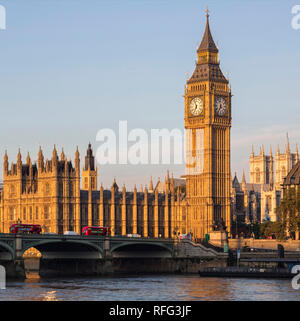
(111, 178), (119, 192)
(187, 10), (227, 85)
(283, 161), (300, 185)
(17, 148), (22, 163)
(197, 12), (218, 53)
(232, 173), (240, 190)
(26, 152), (31, 165)
(38, 146), (43, 157)
(242, 170), (246, 185)
(286, 133), (291, 153)
(149, 176), (154, 192)
(61, 148), (65, 161)
(85, 143), (95, 171)
(75, 146), (80, 159)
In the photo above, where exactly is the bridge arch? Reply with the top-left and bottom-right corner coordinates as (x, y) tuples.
(110, 241), (173, 258)
(0, 241), (14, 260)
(22, 239), (104, 259)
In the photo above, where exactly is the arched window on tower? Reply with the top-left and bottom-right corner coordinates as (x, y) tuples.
(255, 168), (260, 183)
(281, 167), (286, 180)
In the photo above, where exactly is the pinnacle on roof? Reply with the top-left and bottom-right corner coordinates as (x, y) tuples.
(285, 133), (291, 154)
(242, 170), (246, 185)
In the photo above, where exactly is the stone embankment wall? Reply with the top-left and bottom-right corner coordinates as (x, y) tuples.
(226, 239), (300, 252)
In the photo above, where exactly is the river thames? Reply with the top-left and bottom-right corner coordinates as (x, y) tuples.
(1, 274), (300, 301)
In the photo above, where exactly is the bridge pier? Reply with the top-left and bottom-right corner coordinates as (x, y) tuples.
(104, 237), (112, 258)
(0, 260), (26, 280)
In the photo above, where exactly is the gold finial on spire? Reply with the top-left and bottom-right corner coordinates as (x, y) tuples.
(206, 5), (210, 18)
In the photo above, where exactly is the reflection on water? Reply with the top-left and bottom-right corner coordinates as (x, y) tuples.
(1, 274), (300, 301)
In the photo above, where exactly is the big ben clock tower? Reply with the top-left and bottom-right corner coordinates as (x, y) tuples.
(185, 10), (232, 240)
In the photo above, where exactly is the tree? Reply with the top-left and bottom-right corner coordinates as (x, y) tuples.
(276, 187), (300, 239)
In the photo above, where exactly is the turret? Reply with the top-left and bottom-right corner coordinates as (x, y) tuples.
(100, 182), (104, 202)
(3, 150), (8, 175)
(26, 152), (31, 165)
(60, 148), (65, 161)
(165, 170), (170, 193)
(134, 185), (137, 203)
(17, 148), (22, 169)
(241, 170), (246, 191)
(38, 146), (44, 171)
(122, 184), (126, 202)
(75, 146), (80, 174)
(85, 143), (94, 171)
(52, 145), (58, 170)
(149, 176), (154, 193)
(285, 133), (291, 154)
(82, 143), (97, 191)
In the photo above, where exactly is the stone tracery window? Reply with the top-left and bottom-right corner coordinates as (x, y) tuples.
(9, 185), (15, 197)
(281, 167), (286, 179)
(255, 168), (260, 183)
(45, 183), (51, 195)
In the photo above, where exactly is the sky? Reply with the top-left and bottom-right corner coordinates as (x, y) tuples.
(0, 0), (299, 189)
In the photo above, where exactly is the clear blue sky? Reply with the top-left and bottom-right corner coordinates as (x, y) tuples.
(0, 0), (299, 188)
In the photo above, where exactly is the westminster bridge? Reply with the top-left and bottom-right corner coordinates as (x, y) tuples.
(0, 234), (227, 278)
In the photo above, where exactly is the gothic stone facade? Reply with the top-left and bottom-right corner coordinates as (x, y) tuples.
(0, 145), (189, 238)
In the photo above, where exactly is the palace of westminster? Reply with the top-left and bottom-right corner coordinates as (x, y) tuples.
(0, 12), (299, 239)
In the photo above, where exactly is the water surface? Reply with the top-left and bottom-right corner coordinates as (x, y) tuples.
(1, 274), (299, 301)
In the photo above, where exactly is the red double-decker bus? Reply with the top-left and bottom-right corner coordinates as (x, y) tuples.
(82, 226), (110, 236)
(10, 224), (42, 234)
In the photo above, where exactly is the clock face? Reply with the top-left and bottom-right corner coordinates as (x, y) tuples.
(215, 97), (227, 116)
(189, 97), (203, 116)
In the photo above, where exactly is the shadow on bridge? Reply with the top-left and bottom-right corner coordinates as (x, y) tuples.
(22, 239), (104, 259)
(111, 242), (173, 258)
(0, 241), (14, 261)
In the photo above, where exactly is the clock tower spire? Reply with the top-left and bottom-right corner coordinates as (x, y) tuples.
(185, 10), (232, 239)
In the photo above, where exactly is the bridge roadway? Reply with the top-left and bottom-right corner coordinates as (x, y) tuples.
(0, 234), (226, 278)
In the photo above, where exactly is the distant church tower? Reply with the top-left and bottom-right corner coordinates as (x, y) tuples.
(250, 145), (274, 185)
(275, 135), (299, 187)
(185, 10), (232, 239)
